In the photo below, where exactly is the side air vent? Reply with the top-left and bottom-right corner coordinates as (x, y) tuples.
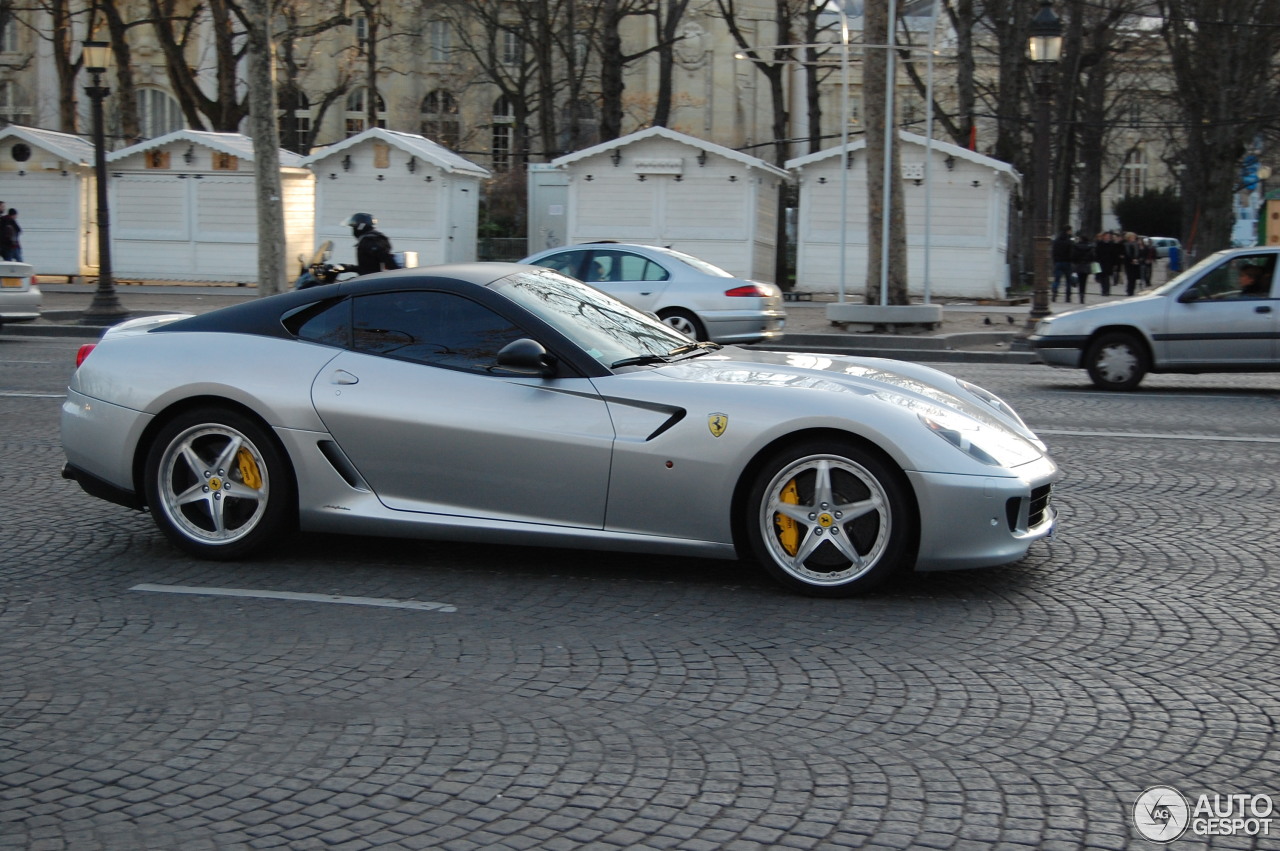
(317, 440), (371, 491)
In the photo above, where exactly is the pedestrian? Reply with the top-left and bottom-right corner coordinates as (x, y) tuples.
(1139, 237), (1157, 288)
(1051, 225), (1074, 302)
(1094, 231), (1120, 297)
(1069, 232), (1095, 304)
(1122, 231), (1143, 296)
(343, 212), (400, 275)
(0, 208), (18, 262)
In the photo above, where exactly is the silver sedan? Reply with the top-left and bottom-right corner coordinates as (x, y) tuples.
(520, 243), (786, 344)
(61, 264), (1057, 597)
(0, 261), (41, 328)
(1031, 247), (1279, 389)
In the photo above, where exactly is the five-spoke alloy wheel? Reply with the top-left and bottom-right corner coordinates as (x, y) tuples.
(144, 408), (293, 559)
(746, 440), (913, 597)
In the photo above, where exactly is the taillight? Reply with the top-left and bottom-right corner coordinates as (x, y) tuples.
(75, 344), (96, 367)
(724, 284), (768, 298)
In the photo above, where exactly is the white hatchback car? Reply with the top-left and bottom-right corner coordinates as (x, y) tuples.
(520, 243), (786, 344)
(0, 261), (41, 329)
(1030, 247), (1279, 389)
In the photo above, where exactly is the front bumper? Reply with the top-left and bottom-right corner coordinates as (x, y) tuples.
(1028, 333), (1088, 368)
(908, 455), (1059, 572)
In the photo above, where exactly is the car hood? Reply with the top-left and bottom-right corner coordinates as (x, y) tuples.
(648, 346), (1045, 452)
(1038, 292), (1165, 330)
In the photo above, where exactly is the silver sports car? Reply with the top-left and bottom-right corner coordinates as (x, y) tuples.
(61, 264), (1059, 596)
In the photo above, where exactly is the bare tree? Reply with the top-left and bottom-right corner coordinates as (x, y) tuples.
(1157, 0), (1280, 255)
(148, 0), (249, 131)
(714, 0), (798, 168)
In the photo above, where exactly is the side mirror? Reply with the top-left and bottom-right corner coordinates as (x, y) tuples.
(1178, 282), (1206, 303)
(496, 338), (558, 378)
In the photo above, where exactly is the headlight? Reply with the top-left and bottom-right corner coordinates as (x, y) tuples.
(957, 379), (1031, 432)
(918, 408), (1043, 468)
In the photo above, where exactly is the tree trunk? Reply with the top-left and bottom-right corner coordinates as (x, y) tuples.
(244, 0), (286, 296)
(864, 1), (909, 306)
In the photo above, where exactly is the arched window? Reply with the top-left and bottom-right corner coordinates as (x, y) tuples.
(137, 88), (183, 138)
(0, 81), (31, 126)
(491, 96), (514, 172)
(345, 87), (386, 137)
(277, 88), (311, 153)
(420, 90), (459, 149)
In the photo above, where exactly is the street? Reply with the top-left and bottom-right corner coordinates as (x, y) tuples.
(2, 335), (1278, 850)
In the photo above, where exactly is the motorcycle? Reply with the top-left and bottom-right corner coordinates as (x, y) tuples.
(294, 241), (355, 290)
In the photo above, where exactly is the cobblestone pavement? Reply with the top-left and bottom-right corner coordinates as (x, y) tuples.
(2, 339), (1278, 850)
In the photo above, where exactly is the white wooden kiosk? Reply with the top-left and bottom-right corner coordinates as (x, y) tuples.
(0, 125), (98, 279)
(105, 130), (315, 283)
(549, 126), (788, 283)
(302, 128), (490, 268)
(787, 132), (1020, 316)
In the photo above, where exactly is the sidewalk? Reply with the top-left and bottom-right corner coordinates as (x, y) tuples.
(6, 278), (1133, 363)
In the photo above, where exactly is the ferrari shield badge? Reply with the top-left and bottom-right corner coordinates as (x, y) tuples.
(708, 413), (728, 438)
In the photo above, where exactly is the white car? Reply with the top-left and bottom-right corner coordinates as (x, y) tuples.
(1030, 247), (1278, 389)
(1150, 237), (1181, 259)
(521, 243), (786, 344)
(0, 261), (40, 329)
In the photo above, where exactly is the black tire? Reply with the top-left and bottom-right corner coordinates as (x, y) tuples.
(745, 439), (914, 597)
(143, 407), (294, 559)
(1085, 331), (1149, 390)
(658, 308), (707, 341)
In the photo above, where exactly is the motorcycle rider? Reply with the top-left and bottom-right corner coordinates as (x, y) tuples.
(345, 212), (400, 275)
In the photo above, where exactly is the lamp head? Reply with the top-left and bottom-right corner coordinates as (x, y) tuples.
(83, 40), (111, 74)
(1027, 0), (1063, 64)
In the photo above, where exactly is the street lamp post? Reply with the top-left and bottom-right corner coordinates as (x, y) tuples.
(81, 40), (127, 324)
(1024, 0), (1062, 334)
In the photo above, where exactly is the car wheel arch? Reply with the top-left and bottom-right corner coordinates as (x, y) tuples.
(728, 427), (920, 564)
(133, 396), (297, 509)
(1086, 324), (1154, 360)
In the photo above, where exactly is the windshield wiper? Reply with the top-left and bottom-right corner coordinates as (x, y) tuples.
(666, 341), (722, 358)
(610, 353), (672, 369)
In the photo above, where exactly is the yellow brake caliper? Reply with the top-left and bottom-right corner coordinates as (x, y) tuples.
(236, 448), (263, 490)
(775, 479), (801, 556)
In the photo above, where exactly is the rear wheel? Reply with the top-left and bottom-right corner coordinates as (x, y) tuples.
(745, 440), (914, 597)
(144, 407), (294, 559)
(1085, 331), (1148, 390)
(658, 308), (707, 341)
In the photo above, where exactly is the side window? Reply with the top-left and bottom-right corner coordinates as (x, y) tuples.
(1190, 256), (1276, 301)
(533, 249), (584, 278)
(351, 291), (525, 373)
(288, 299), (351, 348)
(640, 258), (670, 282)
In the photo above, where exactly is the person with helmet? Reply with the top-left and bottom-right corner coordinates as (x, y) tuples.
(344, 212), (400, 275)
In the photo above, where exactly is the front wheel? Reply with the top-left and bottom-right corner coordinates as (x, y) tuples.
(144, 407), (294, 559)
(1085, 331), (1148, 390)
(745, 440), (914, 597)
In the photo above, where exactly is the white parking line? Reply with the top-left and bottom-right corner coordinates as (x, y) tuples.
(0, 391), (66, 398)
(1036, 429), (1280, 444)
(131, 583), (458, 613)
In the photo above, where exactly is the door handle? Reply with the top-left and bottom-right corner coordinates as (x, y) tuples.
(330, 369), (359, 385)
(1256, 305), (1272, 314)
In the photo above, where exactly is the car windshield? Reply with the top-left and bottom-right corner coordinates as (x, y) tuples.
(495, 268), (698, 367)
(1147, 250), (1235, 296)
